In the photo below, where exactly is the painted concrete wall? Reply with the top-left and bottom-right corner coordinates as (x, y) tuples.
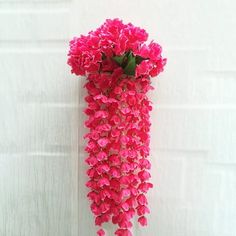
(0, 0), (235, 235)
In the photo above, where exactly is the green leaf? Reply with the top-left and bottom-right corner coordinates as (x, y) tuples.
(135, 55), (146, 65)
(124, 53), (136, 76)
(113, 54), (126, 65)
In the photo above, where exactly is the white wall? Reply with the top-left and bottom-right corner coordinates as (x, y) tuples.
(0, 0), (236, 236)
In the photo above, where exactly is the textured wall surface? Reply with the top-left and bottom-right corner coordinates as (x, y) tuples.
(0, 0), (235, 236)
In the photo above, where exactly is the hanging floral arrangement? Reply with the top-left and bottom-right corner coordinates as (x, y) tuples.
(67, 18), (166, 236)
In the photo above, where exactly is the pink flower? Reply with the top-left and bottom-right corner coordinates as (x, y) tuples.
(94, 110), (109, 119)
(118, 219), (133, 228)
(109, 167), (121, 178)
(95, 216), (102, 226)
(87, 191), (100, 204)
(111, 129), (121, 138)
(100, 189), (111, 200)
(84, 108), (95, 116)
(121, 162), (131, 173)
(91, 203), (101, 215)
(97, 177), (110, 187)
(86, 180), (97, 189)
(120, 149), (129, 158)
(114, 86), (123, 94)
(97, 151), (107, 161)
(110, 179), (121, 191)
(100, 213), (110, 224)
(86, 168), (96, 178)
(114, 35), (128, 55)
(97, 124), (112, 132)
(121, 189), (131, 198)
(129, 174), (139, 186)
(128, 150), (137, 159)
(126, 197), (136, 208)
(119, 176), (130, 185)
(115, 228), (132, 236)
(136, 205), (150, 216)
(97, 229), (105, 236)
(138, 170), (151, 181)
(99, 202), (110, 213)
(97, 164), (110, 175)
(149, 58), (167, 77)
(138, 216), (148, 226)
(127, 208), (135, 218)
(139, 158), (151, 169)
(109, 155), (121, 166)
(127, 96), (136, 106)
(121, 107), (131, 114)
(94, 94), (108, 102)
(120, 136), (130, 145)
(112, 215), (120, 224)
(137, 44), (150, 58)
(110, 142), (121, 151)
(148, 41), (162, 62)
(85, 156), (98, 166)
(135, 60), (151, 77)
(88, 101), (99, 109)
(110, 115), (121, 125)
(138, 131), (149, 141)
(98, 138), (109, 148)
(111, 191), (122, 204)
(138, 182), (153, 193)
(137, 194), (148, 205)
(107, 98), (118, 103)
(67, 35), (102, 76)
(130, 187), (138, 196)
(121, 202), (130, 211)
(86, 141), (97, 150)
(89, 131), (100, 140)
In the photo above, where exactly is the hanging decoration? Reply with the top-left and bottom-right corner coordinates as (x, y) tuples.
(68, 18), (166, 236)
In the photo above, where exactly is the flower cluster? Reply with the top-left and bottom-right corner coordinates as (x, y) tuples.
(67, 19), (166, 236)
(68, 18), (166, 78)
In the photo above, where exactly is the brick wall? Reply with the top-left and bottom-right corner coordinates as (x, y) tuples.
(0, 1), (79, 236)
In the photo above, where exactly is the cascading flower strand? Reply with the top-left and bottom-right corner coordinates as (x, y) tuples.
(68, 18), (166, 236)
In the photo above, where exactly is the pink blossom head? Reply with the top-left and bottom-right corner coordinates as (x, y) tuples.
(68, 18), (166, 78)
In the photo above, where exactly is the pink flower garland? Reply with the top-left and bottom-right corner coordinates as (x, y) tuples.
(68, 19), (166, 236)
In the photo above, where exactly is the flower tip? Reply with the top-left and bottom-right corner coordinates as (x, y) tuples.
(138, 216), (148, 226)
(115, 228), (132, 236)
(97, 228), (106, 236)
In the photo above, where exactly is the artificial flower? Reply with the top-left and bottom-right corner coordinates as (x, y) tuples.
(68, 18), (166, 236)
